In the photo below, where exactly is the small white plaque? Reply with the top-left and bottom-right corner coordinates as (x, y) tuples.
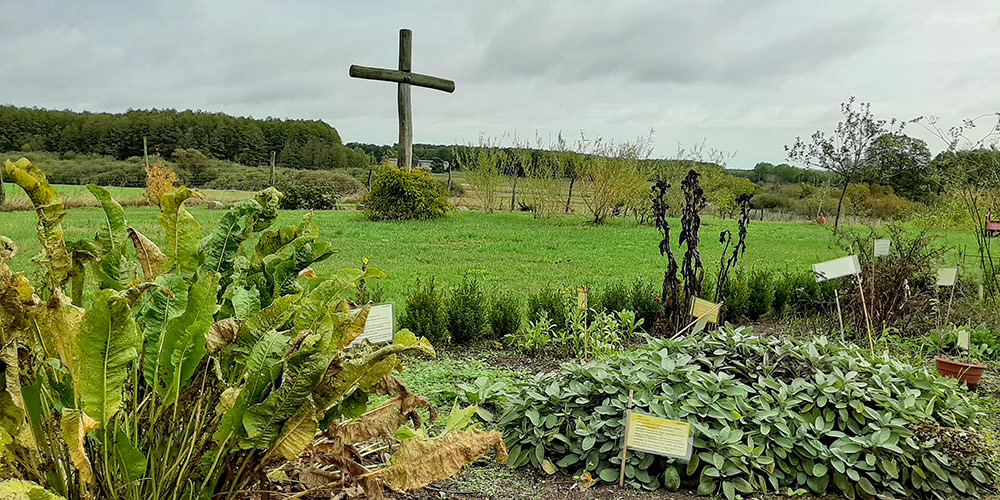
(937, 268), (958, 287)
(348, 303), (395, 346)
(813, 255), (861, 282)
(874, 239), (891, 257)
(957, 329), (971, 350)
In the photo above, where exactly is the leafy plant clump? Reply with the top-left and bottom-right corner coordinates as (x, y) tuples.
(399, 277), (450, 342)
(448, 275), (489, 343)
(363, 165), (450, 221)
(500, 326), (999, 499)
(0, 159), (505, 500)
(488, 290), (522, 340)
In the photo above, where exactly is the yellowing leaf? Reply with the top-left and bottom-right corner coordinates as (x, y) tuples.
(60, 409), (97, 484)
(342, 304), (372, 348)
(541, 459), (557, 475)
(0, 479), (67, 499)
(269, 397), (318, 460)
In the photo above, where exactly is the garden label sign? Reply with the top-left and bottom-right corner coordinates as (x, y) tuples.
(937, 268), (958, 287)
(874, 238), (891, 257)
(347, 303), (395, 347)
(690, 297), (720, 323)
(813, 255), (876, 354)
(625, 412), (692, 460)
(812, 255), (861, 282)
(349, 28), (456, 171)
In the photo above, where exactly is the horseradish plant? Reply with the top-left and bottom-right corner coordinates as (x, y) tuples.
(0, 159), (505, 500)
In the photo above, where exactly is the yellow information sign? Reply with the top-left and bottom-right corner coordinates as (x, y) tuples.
(690, 297), (720, 323)
(625, 412), (692, 460)
(577, 289), (588, 310)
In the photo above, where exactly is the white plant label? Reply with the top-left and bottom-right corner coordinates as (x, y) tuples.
(348, 303), (395, 346)
(873, 239), (891, 257)
(813, 255), (861, 282)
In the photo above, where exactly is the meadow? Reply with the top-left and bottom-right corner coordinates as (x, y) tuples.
(1, 188), (979, 307)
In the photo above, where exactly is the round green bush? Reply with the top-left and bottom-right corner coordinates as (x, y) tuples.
(501, 326), (999, 498)
(399, 278), (449, 343)
(363, 166), (449, 221)
(447, 275), (488, 343)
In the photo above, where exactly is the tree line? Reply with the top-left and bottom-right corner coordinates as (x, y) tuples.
(0, 105), (369, 170)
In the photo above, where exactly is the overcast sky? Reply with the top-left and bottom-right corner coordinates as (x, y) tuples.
(2, 1), (998, 167)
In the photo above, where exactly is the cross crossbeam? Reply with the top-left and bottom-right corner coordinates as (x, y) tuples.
(349, 29), (455, 171)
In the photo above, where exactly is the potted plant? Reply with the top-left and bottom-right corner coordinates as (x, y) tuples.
(934, 325), (988, 389)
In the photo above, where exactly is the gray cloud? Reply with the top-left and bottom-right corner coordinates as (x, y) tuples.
(1, 0), (998, 165)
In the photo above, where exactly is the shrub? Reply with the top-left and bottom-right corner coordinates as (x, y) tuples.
(0, 159), (503, 499)
(597, 281), (630, 315)
(448, 275), (489, 343)
(745, 269), (775, 320)
(276, 170), (365, 210)
(501, 326), (1000, 498)
(771, 272), (796, 317)
(526, 287), (568, 328)
(399, 277), (449, 342)
(143, 158), (178, 206)
(628, 278), (662, 330)
(277, 181), (338, 210)
(722, 269), (750, 321)
(363, 166), (450, 221)
(488, 290), (522, 340)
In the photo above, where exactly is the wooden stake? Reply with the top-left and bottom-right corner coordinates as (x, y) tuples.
(619, 390), (634, 488)
(834, 289), (845, 340)
(143, 137), (149, 169)
(856, 275), (876, 355)
(945, 282), (957, 326)
(269, 151), (277, 187)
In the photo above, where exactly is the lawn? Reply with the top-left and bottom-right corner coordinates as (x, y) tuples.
(1, 199), (979, 309)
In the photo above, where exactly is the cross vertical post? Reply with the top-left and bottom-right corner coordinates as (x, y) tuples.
(350, 28), (455, 172)
(397, 29), (412, 171)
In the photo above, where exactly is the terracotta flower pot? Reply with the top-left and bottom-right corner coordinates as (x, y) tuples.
(935, 357), (987, 390)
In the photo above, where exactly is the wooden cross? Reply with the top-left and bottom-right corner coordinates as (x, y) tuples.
(349, 28), (455, 171)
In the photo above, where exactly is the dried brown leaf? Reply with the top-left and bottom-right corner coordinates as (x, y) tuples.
(127, 227), (166, 282)
(206, 318), (240, 354)
(369, 428), (508, 493)
(325, 394), (432, 444)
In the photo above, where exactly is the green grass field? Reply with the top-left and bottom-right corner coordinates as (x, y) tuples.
(1, 201), (979, 307)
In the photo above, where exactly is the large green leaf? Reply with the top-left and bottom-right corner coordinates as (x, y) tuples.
(213, 330), (288, 446)
(86, 185), (128, 289)
(236, 293), (299, 347)
(158, 186), (201, 277)
(140, 274), (189, 388)
(0, 479), (67, 499)
(242, 350), (333, 448)
(251, 213), (319, 266)
(4, 159), (71, 290)
(113, 430), (147, 483)
(76, 290), (140, 426)
(201, 189), (279, 275)
(151, 272), (220, 404)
